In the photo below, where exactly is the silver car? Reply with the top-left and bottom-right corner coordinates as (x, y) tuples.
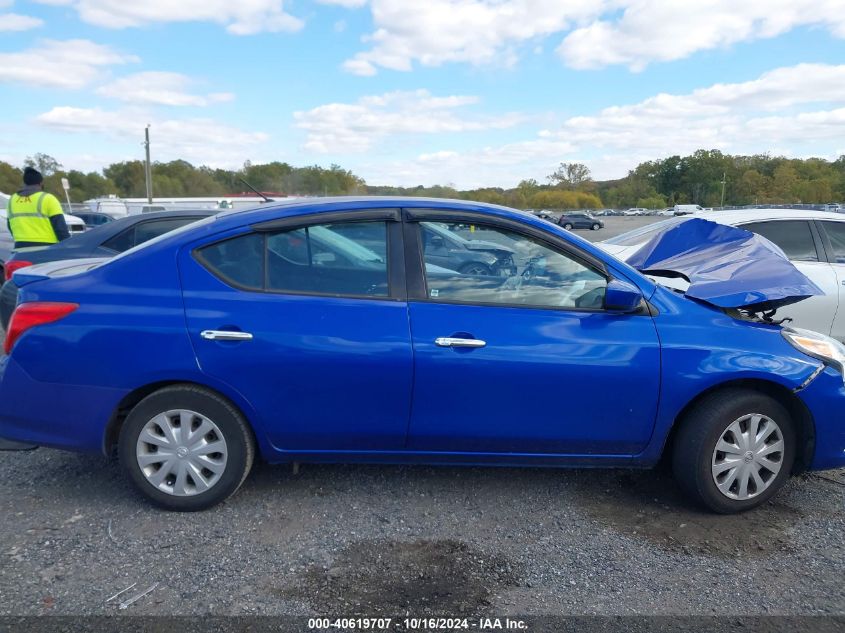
(600, 208), (845, 342)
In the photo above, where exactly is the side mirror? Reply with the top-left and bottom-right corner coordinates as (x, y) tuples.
(604, 279), (644, 313)
(429, 235), (445, 249)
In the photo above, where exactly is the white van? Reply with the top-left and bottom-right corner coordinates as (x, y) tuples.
(673, 204), (704, 215)
(87, 196), (129, 218)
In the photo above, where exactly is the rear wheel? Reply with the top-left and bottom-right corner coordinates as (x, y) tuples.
(672, 389), (795, 513)
(119, 385), (255, 511)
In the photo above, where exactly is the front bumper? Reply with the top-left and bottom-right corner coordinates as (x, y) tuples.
(797, 366), (845, 470)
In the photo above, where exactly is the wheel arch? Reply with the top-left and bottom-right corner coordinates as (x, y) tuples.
(103, 380), (260, 456)
(660, 378), (815, 473)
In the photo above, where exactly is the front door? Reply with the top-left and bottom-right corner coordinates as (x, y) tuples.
(179, 212), (413, 451)
(404, 216), (661, 455)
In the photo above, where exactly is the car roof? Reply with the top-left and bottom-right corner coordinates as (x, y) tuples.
(213, 196), (545, 227)
(696, 208), (845, 223)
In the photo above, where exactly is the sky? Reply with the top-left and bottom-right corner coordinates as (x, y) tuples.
(0, 0), (843, 189)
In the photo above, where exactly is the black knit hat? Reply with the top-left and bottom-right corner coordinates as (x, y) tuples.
(23, 166), (43, 186)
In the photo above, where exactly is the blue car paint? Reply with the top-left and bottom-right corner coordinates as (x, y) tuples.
(0, 197), (842, 475)
(405, 301), (661, 455)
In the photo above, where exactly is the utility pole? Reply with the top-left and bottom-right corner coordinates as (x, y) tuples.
(720, 172), (727, 208)
(143, 124), (153, 204)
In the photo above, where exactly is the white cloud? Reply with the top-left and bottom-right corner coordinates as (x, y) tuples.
(97, 72), (235, 107)
(559, 0), (845, 71)
(552, 64), (845, 155)
(341, 0), (845, 74)
(359, 63), (845, 187)
(34, 0), (303, 34)
(318, 0), (367, 6)
(0, 12), (43, 30)
(35, 106), (268, 167)
(0, 39), (137, 89)
(294, 89), (524, 153)
(343, 0), (602, 75)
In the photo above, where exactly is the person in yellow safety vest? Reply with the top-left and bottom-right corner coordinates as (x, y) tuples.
(6, 167), (70, 248)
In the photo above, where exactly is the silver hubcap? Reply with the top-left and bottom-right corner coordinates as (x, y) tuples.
(136, 409), (228, 497)
(711, 413), (784, 500)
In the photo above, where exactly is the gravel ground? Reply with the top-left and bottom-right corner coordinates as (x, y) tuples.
(1, 216), (843, 618)
(0, 448), (843, 616)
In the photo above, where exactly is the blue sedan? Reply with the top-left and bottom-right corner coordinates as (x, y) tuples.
(0, 198), (843, 513)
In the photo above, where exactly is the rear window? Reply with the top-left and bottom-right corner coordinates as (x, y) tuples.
(105, 214), (218, 265)
(103, 217), (208, 253)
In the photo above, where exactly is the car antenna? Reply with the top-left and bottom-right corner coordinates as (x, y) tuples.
(238, 178), (274, 203)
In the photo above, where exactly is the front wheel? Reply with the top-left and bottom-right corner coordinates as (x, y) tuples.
(591, 223), (601, 231)
(562, 223), (573, 230)
(459, 261), (493, 276)
(119, 385), (255, 511)
(672, 389), (795, 513)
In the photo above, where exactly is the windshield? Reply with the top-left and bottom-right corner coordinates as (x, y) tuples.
(603, 217), (689, 246)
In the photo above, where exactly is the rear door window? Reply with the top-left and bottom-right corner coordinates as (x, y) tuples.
(740, 220), (819, 262)
(197, 220), (390, 297)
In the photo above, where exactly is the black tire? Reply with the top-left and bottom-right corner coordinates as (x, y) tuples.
(459, 261), (493, 276)
(591, 223), (601, 231)
(119, 385), (255, 511)
(562, 223), (573, 230)
(672, 389), (795, 513)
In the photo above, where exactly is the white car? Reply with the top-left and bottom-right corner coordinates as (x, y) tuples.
(600, 208), (845, 341)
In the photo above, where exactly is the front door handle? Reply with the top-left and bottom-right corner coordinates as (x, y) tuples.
(435, 337), (486, 348)
(201, 330), (253, 341)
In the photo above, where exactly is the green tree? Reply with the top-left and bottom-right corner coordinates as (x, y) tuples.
(24, 153), (62, 177)
(104, 161), (148, 197)
(0, 161), (21, 194)
(548, 162), (592, 190)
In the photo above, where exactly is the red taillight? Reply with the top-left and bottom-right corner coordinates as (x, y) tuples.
(4, 260), (33, 282)
(4, 302), (78, 355)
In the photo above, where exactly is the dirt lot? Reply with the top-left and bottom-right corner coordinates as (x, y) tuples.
(0, 448), (843, 616)
(0, 215), (843, 619)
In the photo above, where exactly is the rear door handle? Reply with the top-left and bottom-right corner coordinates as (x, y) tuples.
(200, 330), (253, 341)
(435, 337), (486, 348)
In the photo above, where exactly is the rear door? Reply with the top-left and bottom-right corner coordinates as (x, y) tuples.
(739, 219), (838, 337)
(179, 209), (414, 451)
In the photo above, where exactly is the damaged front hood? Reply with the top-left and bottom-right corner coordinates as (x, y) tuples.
(624, 218), (823, 311)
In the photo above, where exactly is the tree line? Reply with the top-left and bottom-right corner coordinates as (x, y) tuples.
(1, 149), (843, 210)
